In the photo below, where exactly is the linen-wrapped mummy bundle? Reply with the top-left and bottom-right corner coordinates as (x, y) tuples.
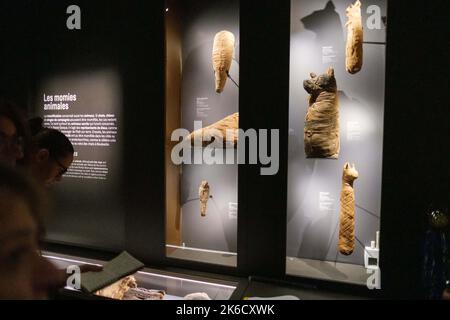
(95, 276), (137, 300)
(212, 31), (235, 93)
(339, 163), (359, 256)
(303, 67), (340, 159)
(345, 0), (364, 74)
(198, 181), (210, 217)
(185, 112), (239, 148)
(123, 288), (165, 300)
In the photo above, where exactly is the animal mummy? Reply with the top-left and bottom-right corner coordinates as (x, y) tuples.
(345, 0), (364, 74)
(184, 292), (212, 300)
(123, 288), (165, 300)
(212, 31), (235, 93)
(198, 181), (210, 217)
(303, 67), (340, 159)
(339, 163), (359, 255)
(185, 112), (239, 148)
(95, 276), (137, 300)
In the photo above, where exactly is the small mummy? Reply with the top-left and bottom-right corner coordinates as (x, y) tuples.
(199, 181), (210, 217)
(212, 31), (235, 93)
(345, 0), (364, 74)
(339, 163), (359, 256)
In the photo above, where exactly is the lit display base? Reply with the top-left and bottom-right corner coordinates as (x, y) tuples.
(286, 257), (369, 286)
(44, 251), (237, 300)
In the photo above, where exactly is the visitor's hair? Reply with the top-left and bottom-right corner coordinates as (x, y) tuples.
(28, 117), (74, 160)
(0, 99), (32, 163)
(0, 164), (47, 232)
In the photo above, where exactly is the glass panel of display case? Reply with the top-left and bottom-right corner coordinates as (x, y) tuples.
(165, 0), (239, 267)
(44, 252), (237, 300)
(287, 0), (387, 286)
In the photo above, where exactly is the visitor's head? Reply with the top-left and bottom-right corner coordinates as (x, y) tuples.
(28, 117), (74, 187)
(0, 100), (29, 167)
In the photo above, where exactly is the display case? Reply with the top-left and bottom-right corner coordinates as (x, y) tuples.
(287, 0), (387, 286)
(0, 0), (445, 300)
(44, 252), (238, 300)
(165, 0), (240, 267)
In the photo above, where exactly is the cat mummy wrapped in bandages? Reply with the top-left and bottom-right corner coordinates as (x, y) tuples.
(339, 163), (359, 255)
(345, 0), (364, 74)
(212, 31), (235, 93)
(303, 67), (340, 159)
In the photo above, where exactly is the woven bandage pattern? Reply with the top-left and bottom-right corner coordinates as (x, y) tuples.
(339, 163), (359, 255)
(303, 68), (340, 159)
(304, 91), (340, 158)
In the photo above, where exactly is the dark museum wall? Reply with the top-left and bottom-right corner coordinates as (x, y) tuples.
(1, 1), (167, 263)
(237, 0), (290, 279)
(0, 0), (447, 299)
(0, 1), (34, 108)
(379, 0), (448, 299)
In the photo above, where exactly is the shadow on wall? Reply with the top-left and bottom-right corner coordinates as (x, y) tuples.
(300, 0), (345, 62)
(182, 44), (214, 117)
(298, 213), (336, 260)
(210, 197), (237, 252)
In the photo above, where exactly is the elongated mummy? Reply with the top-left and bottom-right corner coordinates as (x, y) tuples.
(303, 68), (340, 159)
(339, 163), (359, 255)
(186, 112), (239, 148)
(212, 31), (235, 93)
(123, 288), (165, 300)
(198, 181), (210, 217)
(345, 0), (364, 74)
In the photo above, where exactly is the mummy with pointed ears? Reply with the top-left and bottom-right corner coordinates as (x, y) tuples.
(339, 163), (359, 256)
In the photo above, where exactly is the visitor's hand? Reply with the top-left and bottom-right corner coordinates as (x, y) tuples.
(443, 289), (450, 300)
